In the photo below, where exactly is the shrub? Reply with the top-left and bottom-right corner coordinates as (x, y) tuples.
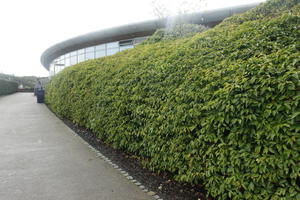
(143, 23), (209, 44)
(46, 0), (300, 199)
(0, 79), (18, 95)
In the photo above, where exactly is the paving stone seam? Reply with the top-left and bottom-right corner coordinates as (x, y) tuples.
(64, 125), (164, 200)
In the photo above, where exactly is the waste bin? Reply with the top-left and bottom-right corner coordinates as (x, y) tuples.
(37, 90), (45, 103)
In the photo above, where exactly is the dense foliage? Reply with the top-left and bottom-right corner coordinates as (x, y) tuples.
(143, 23), (209, 44)
(0, 73), (42, 89)
(0, 79), (18, 95)
(46, 0), (300, 199)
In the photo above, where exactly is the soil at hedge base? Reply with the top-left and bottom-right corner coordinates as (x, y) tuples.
(63, 118), (213, 200)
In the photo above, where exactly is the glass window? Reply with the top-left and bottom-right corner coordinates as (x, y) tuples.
(107, 48), (119, 56)
(59, 59), (65, 66)
(55, 64), (61, 73)
(55, 65), (59, 74)
(134, 36), (148, 45)
(120, 45), (134, 51)
(107, 42), (119, 49)
(65, 57), (71, 67)
(71, 51), (77, 56)
(86, 51), (94, 60)
(119, 39), (133, 46)
(85, 47), (94, 53)
(78, 54), (85, 63)
(50, 64), (55, 76)
(95, 50), (106, 58)
(78, 49), (85, 55)
(65, 53), (70, 58)
(96, 44), (106, 50)
(59, 55), (65, 60)
(70, 56), (77, 65)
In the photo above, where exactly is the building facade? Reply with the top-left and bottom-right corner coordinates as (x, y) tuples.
(41, 3), (259, 76)
(47, 36), (147, 76)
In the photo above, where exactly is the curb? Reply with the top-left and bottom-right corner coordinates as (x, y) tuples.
(66, 126), (164, 200)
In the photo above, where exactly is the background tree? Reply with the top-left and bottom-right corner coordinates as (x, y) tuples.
(151, 0), (207, 19)
(149, 0), (209, 40)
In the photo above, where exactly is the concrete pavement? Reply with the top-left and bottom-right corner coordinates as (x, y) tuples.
(0, 93), (152, 200)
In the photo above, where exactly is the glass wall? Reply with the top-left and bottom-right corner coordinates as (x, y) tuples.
(49, 36), (148, 76)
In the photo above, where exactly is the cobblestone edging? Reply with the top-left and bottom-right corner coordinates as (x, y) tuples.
(66, 126), (164, 200)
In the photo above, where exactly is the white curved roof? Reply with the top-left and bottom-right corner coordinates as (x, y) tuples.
(41, 3), (259, 70)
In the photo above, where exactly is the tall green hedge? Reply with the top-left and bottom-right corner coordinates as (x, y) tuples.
(0, 79), (18, 95)
(142, 23), (209, 44)
(46, 0), (300, 199)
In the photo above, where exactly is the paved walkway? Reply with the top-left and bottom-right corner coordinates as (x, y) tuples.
(0, 93), (152, 200)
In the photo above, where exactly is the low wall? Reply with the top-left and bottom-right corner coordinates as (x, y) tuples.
(17, 88), (34, 93)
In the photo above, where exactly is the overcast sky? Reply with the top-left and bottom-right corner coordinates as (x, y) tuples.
(0, 0), (265, 77)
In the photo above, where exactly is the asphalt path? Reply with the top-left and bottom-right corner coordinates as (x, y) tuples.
(0, 93), (152, 200)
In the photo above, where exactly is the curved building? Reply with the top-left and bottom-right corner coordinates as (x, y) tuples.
(41, 3), (259, 76)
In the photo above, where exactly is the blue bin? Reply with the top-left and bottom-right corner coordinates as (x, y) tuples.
(37, 90), (45, 103)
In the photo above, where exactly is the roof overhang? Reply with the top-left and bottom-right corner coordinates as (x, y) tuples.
(41, 3), (260, 70)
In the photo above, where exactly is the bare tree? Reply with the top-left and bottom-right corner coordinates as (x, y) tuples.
(151, 0), (170, 19)
(151, 0), (207, 19)
(149, 0), (209, 40)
